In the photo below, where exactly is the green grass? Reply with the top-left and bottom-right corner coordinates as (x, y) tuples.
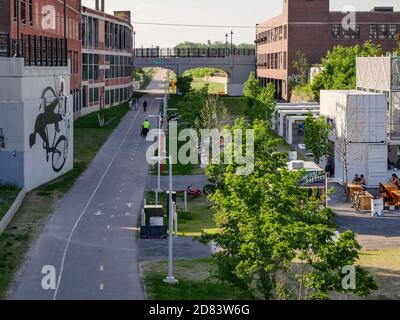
(145, 192), (218, 237)
(0, 184), (20, 221)
(177, 195), (219, 237)
(0, 102), (130, 299)
(142, 248), (400, 300)
(219, 97), (248, 116)
(191, 77), (225, 94)
(142, 259), (249, 300)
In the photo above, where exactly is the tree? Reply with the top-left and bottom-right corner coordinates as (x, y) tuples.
(176, 74), (193, 96)
(395, 33), (400, 55)
(175, 41), (255, 50)
(304, 113), (331, 164)
(311, 41), (382, 100)
(292, 51), (310, 86)
(205, 119), (377, 300)
(243, 72), (276, 124)
(194, 96), (229, 132)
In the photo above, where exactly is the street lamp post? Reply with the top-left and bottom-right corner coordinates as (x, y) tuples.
(225, 33), (228, 57)
(151, 155), (178, 285)
(149, 115), (163, 205)
(230, 30), (234, 57)
(133, 30), (136, 56)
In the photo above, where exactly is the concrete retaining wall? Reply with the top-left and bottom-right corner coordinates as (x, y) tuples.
(0, 188), (27, 235)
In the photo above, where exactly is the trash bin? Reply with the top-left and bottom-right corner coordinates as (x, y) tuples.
(371, 198), (384, 217)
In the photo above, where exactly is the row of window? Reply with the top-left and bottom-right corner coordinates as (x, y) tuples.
(332, 24), (399, 40)
(256, 25), (288, 44)
(105, 21), (133, 50)
(257, 52), (287, 70)
(69, 50), (79, 75)
(82, 53), (99, 81)
(13, 0), (33, 26)
(81, 15), (99, 48)
(105, 55), (132, 79)
(71, 89), (82, 113)
(105, 87), (132, 106)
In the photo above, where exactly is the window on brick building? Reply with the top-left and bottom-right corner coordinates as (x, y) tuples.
(378, 24), (388, 40)
(369, 25), (378, 40)
(332, 24), (341, 39)
(82, 54), (88, 81)
(21, 0), (26, 25)
(343, 24), (360, 39)
(388, 25), (398, 40)
(28, 0), (32, 26)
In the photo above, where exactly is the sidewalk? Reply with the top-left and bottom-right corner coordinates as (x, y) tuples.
(330, 183), (400, 250)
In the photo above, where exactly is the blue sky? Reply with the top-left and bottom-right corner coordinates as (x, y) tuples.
(82, 0), (400, 47)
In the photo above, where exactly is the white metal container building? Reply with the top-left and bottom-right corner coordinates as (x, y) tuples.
(320, 90), (387, 187)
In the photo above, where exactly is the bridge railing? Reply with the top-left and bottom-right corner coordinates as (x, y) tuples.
(134, 48), (255, 58)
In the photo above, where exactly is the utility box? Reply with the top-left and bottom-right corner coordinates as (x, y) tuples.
(320, 90), (388, 187)
(140, 205), (167, 239)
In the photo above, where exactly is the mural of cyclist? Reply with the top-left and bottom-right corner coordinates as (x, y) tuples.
(29, 79), (69, 172)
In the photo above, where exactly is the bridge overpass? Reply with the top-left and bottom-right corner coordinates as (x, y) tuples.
(133, 48), (256, 96)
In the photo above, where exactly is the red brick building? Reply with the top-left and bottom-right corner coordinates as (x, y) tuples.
(0, 0), (82, 111)
(79, 2), (133, 117)
(256, 0), (400, 101)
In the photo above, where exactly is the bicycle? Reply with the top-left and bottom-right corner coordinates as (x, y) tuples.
(29, 85), (70, 173)
(349, 191), (362, 211)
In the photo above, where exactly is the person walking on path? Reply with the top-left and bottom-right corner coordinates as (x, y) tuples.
(143, 100), (148, 112)
(141, 119), (151, 137)
(134, 99), (139, 111)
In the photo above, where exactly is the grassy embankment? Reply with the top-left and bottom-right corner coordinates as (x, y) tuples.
(143, 248), (400, 300)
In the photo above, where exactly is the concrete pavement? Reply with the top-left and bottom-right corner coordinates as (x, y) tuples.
(329, 183), (400, 250)
(12, 71), (167, 300)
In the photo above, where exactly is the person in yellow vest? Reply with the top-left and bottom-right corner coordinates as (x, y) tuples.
(141, 119), (151, 137)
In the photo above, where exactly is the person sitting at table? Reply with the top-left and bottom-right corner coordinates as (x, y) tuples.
(391, 174), (400, 188)
(359, 175), (367, 190)
(352, 174), (361, 184)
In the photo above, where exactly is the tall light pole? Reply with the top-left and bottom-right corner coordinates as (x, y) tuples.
(149, 115), (163, 205)
(225, 33), (228, 57)
(133, 30), (136, 56)
(230, 30), (234, 57)
(151, 156), (177, 285)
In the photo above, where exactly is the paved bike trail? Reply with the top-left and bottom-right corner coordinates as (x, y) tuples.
(12, 90), (162, 299)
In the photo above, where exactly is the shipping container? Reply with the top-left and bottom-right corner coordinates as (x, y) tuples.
(321, 90), (388, 188)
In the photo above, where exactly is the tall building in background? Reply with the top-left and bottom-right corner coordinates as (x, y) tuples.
(79, 1), (133, 117)
(256, 0), (400, 101)
(0, 0), (78, 189)
(0, 0), (82, 111)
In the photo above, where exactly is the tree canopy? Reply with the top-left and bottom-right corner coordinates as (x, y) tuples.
(175, 41), (255, 50)
(304, 113), (331, 164)
(243, 72), (276, 124)
(204, 119), (377, 300)
(176, 74), (193, 96)
(311, 41), (382, 100)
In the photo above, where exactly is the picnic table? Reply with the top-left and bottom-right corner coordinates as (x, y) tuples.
(347, 183), (363, 195)
(380, 182), (400, 205)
